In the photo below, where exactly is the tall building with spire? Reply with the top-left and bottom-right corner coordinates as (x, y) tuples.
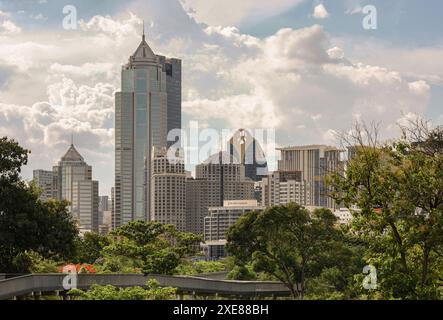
(114, 29), (182, 228)
(53, 143), (99, 233)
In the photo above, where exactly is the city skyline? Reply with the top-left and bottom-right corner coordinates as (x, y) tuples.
(1, 0), (442, 303)
(0, 0), (442, 197)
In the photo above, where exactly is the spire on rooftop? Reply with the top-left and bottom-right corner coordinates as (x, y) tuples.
(130, 20), (156, 62)
(61, 143), (84, 162)
(142, 19), (145, 41)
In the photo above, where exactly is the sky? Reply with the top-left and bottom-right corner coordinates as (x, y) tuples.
(0, 0), (442, 196)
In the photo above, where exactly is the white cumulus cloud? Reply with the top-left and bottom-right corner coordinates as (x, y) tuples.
(180, 0), (305, 26)
(0, 0), (437, 193)
(1, 20), (21, 33)
(313, 4), (329, 19)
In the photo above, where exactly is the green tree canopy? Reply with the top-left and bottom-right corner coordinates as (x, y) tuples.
(226, 203), (359, 299)
(329, 122), (443, 299)
(73, 232), (110, 264)
(102, 221), (202, 275)
(69, 279), (177, 300)
(0, 137), (78, 273)
(0, 136), (29, 183)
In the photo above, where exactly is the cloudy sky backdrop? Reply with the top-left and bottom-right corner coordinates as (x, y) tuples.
(0, 0), (442, 196)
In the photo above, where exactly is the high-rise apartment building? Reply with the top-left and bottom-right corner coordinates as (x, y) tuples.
(33, 169), (54, 201)
(185, 178), (211, 236)
(277, 145), (343, 209)
(150, 149), (186, 231)
(261, 170), (311, 207)
(185, 152), (255, 235)
(114, 32), (182, 228)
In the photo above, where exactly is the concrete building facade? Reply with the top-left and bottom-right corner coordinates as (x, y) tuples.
(261, 170), (311, 207)
(150, 150), (186, 231)
(71, 180), (99, 234)
(203, 200), (264, 258)
(277, 145), (343, 209)
(186, 152), (255, 235)
(33, 169), (54, 201)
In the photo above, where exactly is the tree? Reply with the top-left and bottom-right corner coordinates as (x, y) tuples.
(102, 221), (202, 275)
(329, 121), (443, 299)
(0, 137), (78, 273)
(69, 279), (177, 300)
(12, 251), (60, 273)
(227, 265), (257, 281)
(0, 136), (29, 183)
(176, 260), (227, 276)
(226, 203), (356, 299)
(74, 232), (110, 264)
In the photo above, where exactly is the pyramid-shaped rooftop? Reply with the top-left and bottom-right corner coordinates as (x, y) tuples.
(61, 144), (84, 162)
(133, 33), (156, 59)
(128, 24), (158, 68)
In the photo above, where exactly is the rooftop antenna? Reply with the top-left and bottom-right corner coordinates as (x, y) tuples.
(71, 132), (74, 146)
(142, 20), (145, 41)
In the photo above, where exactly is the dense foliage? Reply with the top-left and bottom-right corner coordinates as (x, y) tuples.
(226, 204), (363, 298)
(0, 137), (78, 273)
(97, 221), (202, 275)
(329, 124), (443, 299)
(69, 279), (177, 300)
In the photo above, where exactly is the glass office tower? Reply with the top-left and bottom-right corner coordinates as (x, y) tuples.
(115, 32), (181, 227)
(53, 143), (99, 233)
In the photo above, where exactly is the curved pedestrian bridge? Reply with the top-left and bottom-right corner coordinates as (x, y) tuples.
(0, 274), (290, 300)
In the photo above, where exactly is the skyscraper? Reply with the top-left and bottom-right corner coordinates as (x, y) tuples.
(186, 178), (211, 235)
(185, 152), (255, 234)
(261, 170), (311, 207)
(99, 195), (110, 213)
(98, 195), (112, 234)
(150, 149), (186, 231)
(53, 143), (99, 233)
(71, 180), (99, 234)
(33, 169), (54, 201)
(111, 186), (117, 230)
(277, 145), (343, 209)
(228, 129), (268, 181)
(98, 195), (109, 225)
(53, 144), (92, 205)
(114, 31), (182, 227)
